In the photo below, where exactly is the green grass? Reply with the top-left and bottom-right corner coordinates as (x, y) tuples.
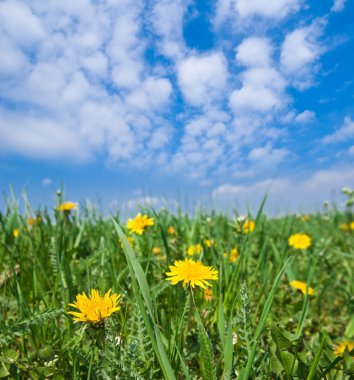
(0, 195), (353, 379)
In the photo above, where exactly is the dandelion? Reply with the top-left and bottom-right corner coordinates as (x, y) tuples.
(13, 229), (19, 238)
(203, 288), (213, 301)
(126, 213), (154, 235)
(288, 233), (311, 249)
(67, 289), (121, 324)
(166, 258), (218, 289)
(167, 226), (176, 235)
(300, 215), (310, 222)
(290, 280), (314, 296)
(204, 239), (217, 248)
(229, 247), (239, 263)
(157, 255), (167, 261)
(152, 247), (161, 255)
(204, 239), (212, 248)
(57, 202), (77, 212)
(28, 217), (40, 226)
(334, 340), (354, 356)
(340, 222), (354, 231)
(187, 244), (203, 256)
(119, 236), (134, 248)
(242, 220), (255, 234)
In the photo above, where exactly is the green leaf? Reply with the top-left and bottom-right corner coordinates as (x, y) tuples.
(345, 315), (354, 338)
(112, 218), (176, 380)
(195, 309), (217, 380)
(3, 348), (19, 362)
(241, 256), (294, 380)
(306, 336), (326, 380)
(271, 325), (295, 351)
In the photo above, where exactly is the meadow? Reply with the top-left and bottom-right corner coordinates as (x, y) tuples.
(0, 192), (353, 379)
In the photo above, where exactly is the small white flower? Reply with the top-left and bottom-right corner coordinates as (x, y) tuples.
(115, 336), (122, 346)
(232, 332), (238, 345)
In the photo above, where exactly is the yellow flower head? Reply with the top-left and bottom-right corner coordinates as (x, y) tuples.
(334, 340), (354, 356)
(167, 226), (176, 235)
(204, 239), (217, 248)
(203, 288), (213, 302)
(187, 244), (203, 256)
(300, 214), (310, 222)
(119, 236), (135, 248)
(13, 229), (19, 238)
(229, 247), (239, 263)
(152, 247), (161, 255)
(28, 217), (41, 226)
(57, 202), (77, 212)
(288, 233), (311, 249)
(242, 220), (255, 234)
(166, 258), (218, 289)
(126, 213), (154, 235)
(290, 280), (314, 296)
(340, 222), (354, 231)
(68, 289), (121, 324)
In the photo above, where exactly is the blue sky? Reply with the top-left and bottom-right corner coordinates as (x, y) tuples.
(1, 0), (354, 215)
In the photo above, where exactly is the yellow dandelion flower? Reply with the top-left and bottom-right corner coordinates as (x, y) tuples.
(204, 239), (212, 248)
(300, 215), (310, 222)
(13, 229), (19, 238)
(119, 236), (134, 248)
(67, 289), (121, 324)
(167, 226), (176, 235)
(290, 280), (315, 296)
(340, 223), (351, 231)
(157, 255), (167, 261)
(229, 247), (239, 263)
(288, 233), (311, 249)
(152, 247), (161, 255)
(126, 213), (154, 235)
(57, 201), (77, 212)
(334, 340), (354, 356)
(242, 220), (255, 234)
(204, 239), (217, 248)
(187, 244), (203, 256)
(351, 222), (354, 230)
(27, 217), (41, 226)
(166, 259), (218, 289)
(203, 288), (213, 302)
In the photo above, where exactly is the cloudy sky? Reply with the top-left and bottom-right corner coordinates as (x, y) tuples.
(1, 0), (353, 214)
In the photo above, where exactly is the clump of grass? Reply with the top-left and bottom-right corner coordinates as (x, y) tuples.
(0, 191), (353, 379)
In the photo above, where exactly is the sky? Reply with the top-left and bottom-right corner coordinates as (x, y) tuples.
(0, 0), (354, 215)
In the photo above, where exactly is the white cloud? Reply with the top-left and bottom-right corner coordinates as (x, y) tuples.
(248, 144), (289, 167)
(348, 146), (354, 156)
(236, 37), (273, 67)
(230, 67), (286, 112)
(331, 0), (346, 12)
(126, 77), (172, 111)
(281, 20), (325, 89)
(0, 1), (45, 47)
(151, 0), (188, 59)
(212, 166), (354, 213)
(0, 0), (175, 166)
(294, 110), (316, 124)
(177, 52), (228, 107)
(322, 117), (354, 144)
(0, 108), (89, 160)
(42, 178), (53, 186)
(215, 0), (301, 25)
(234, 0), (301, 19)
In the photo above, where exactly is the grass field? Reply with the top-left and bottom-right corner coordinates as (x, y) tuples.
(0, 193), (353, 379)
